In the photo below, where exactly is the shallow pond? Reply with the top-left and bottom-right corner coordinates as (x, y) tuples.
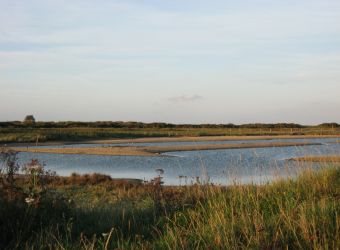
(11, 137), (340, 185)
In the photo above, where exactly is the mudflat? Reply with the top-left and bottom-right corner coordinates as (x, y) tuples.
(13, 141), (321, 156)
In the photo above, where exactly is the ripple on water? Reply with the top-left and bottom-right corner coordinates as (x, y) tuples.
(14, 137), (340, 185)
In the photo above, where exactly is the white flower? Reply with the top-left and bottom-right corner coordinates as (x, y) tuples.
(25, 197), (35, 204)
(28, 165), (43, 171)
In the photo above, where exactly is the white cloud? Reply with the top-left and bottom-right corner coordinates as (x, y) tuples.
(168, 95), (203, 102)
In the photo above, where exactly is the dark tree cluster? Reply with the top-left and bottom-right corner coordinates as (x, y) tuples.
(1, 120), (338, 129)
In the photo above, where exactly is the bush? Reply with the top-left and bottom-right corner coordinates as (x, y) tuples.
(0, 148), (71, 249)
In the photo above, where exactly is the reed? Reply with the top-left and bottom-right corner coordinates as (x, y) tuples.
(155, 167), (340, 249)
(0, 164), (338, 249)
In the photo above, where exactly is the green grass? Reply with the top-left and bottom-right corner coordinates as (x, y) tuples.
(1, 126), (340, 143)
(157, 168), (340, 249)
(0, 167), (339, 249)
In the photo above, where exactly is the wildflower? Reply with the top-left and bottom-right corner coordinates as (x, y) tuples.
(28, 165), (43, 172)
(25, 197), (35, 204)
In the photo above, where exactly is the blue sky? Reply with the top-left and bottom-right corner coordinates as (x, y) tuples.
(0, 0), (339, 124)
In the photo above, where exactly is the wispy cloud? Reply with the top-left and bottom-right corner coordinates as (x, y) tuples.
(0, 0), (340, 123)
(168, 94), (203, 102)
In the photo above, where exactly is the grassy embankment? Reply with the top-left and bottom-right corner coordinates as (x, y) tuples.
(1, 126), (340, 143)
(1, 165), (339, 249)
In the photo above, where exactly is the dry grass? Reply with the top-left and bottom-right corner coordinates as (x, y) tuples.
(155, 167), (340, 249)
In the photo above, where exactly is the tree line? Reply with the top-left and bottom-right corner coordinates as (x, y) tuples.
(0, 121), (338, 129)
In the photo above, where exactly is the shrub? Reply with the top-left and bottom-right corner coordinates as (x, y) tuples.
(0, 148), (71, 249)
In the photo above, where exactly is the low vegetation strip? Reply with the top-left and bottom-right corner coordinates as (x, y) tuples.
(1, 125), (340, 143)
(13, 141), (321, 156)
(13, 146), (155, 156)
(290, 155), (340, 162)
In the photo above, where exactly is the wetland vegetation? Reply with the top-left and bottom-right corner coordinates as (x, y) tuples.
(1, 121), (339, 143)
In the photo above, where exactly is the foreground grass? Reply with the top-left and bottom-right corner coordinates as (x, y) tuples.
(157, 168), (340, 250)
(1, 167), (339, 249)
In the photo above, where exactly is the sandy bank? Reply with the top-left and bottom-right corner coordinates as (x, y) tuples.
(143, 142), (321, 153)
(13, 141), (321, 156)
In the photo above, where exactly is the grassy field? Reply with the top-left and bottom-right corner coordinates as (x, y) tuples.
(1, 126), (340, 143)
(1, 165), (339, 249)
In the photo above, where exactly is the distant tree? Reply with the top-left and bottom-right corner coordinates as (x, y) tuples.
(318, 123), (339, 128)
(24, 115), (36, 125)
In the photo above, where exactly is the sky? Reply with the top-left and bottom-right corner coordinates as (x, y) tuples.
(0, 0), (339, 124)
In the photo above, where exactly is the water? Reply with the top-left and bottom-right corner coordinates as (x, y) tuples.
(11, 137), (340, 185)
(28, 137), (338, 148)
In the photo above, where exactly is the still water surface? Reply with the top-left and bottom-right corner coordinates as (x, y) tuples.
(15, 137), (340, 185)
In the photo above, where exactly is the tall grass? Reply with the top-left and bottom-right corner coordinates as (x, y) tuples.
(0, 166), (339, 249)
(156, 167), (340, 249)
